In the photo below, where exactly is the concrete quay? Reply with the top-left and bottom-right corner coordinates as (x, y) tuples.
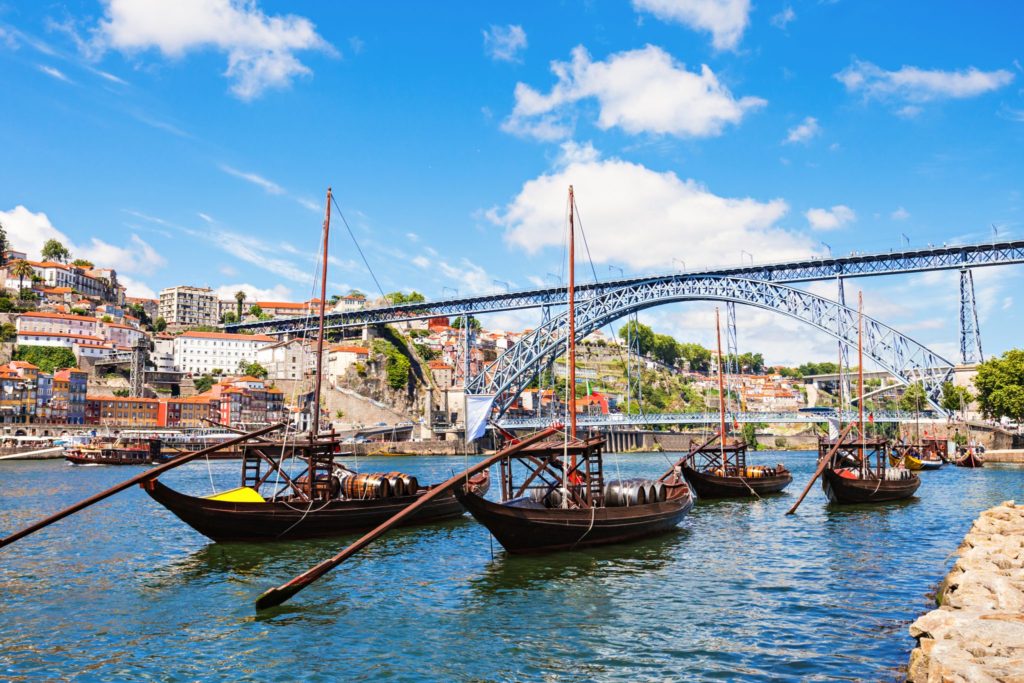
(907, 501), (1024, 682)
(984, 450), (1024, 464)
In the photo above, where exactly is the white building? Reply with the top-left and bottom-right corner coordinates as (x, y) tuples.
(256, 338), (314, 381)
(101, 322), (147, 349)
(326, 345), (369, 384)
(4, 261), (120, 302)
(332, 294), (367, 313)
(173, 330), (276, 376)
(159, 286), (218, 328)
(16, 312), (100, 337)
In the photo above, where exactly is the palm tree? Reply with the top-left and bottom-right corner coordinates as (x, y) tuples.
(235, 290), (247, 318)
(11, 260), (34, 297)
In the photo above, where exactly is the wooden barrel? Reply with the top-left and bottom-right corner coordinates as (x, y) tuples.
(399, 474), (419, 496)
(383, 472), (406, 497)
(341, 473), (392, 499)
(650, 481), (667, 503)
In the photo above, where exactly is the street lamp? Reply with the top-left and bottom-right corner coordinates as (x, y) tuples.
(492, 279), (510, 293)
(740, 250), (754, 267)
(672, 258), (686, 273)
(820, 241), (832, 258)
(608, 265), (624, 279)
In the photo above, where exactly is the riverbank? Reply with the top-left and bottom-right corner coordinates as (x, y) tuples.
(983, 449), (1024, 464)
(907, 500), (1024, 681)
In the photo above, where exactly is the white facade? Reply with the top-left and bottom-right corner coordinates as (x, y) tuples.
(326, 346), (369, 384)
(17, 312), (100, 337)
(159, 286), (218, 327)
(255, 339), (313, 381)
(101, 323), (147, 349)
(173, 331), (275, 375)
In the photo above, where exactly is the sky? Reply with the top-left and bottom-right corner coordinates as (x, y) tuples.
(1, 0), (1022, 367)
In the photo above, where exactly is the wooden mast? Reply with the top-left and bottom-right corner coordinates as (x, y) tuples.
(857, 290), (866, 477)
(309, 187), (332, 498)
(715, 307), (728, 471)
(567, 185), (577, 442)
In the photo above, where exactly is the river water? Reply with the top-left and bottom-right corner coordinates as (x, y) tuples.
(0, 451), (1021, 681)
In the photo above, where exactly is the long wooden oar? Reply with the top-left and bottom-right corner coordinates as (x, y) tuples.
(0, 421), (286, 550)
(786, 422), (855, 515)
(659, 431), (721, 482)
(255, 425), (562, 611)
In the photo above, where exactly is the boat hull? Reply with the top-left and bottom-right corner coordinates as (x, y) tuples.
(66, 450), (159, 466)
(144, 473), (488, 542)
(455, 485), (694, 554)
(954, 452), (985, 468)
(680, 465), (792, 499)
(821, 468), (920, 504)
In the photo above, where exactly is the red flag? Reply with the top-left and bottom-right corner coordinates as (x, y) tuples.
(733, 420), (740, 429)
(868, 413), (874, 423)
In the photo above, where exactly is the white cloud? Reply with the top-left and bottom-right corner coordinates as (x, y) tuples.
(632, 0), (750, 51)
(488, 150), (814, 270)
(213, 283), (292, 301)
(482, 24), (527, 62)
(118, 275), (156, 299)
(219, 164), (284, 195)
(90, 0), (334, 100)
(891, 207), (910, 221)
(805, 205), (856, 231)
(835, 60), (1014, 106)
(784, 116), (820, 144)
(411, 255), (430, 268)
(770, 6), (795, 30)
(502, 45), (765, 141)
(38, 64), (71, 82)
(0, 205), (163, 292)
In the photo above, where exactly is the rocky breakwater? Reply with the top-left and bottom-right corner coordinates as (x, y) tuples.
(907, 501), (1024, 681)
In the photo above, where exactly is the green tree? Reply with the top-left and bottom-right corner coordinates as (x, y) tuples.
(737, 352), (765, 374)
(450, 315), (482, 330)
(898, 382), (928, 412)
(0, 220), (8, 266)
(101, 315), (113, 323)
(41, 239), (71, 263)
(235, 290), (247, 318)
(71, 258), (94, 268)
(679, 342), (712, 372)
(193, 374), (215, 393)
(248, 304), (262, 318)
(974, 349), (1024, 423)
(237, 360), (268, 379)
(153, 317), (167, 332)
(13, 345), (76, 373)
(10, 260), (34, 295)
(386, 290), (426, 305)
(742, 423), (760, 449)
(652, 333), (680, 366)
(618, 320), (655, 356)
(941, 382), (974, 415)
(797, 361), (839, 377)
(221, 311), (239, 324)
(0, 322), (16, 341)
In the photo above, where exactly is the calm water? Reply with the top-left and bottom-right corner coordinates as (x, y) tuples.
(1, 451), (1021, 682)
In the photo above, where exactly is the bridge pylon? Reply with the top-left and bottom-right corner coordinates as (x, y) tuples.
(959, 268), (984, 364)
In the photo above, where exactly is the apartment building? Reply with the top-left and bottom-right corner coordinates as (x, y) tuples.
(159, 286), (218, 328)
(172, 330), (275, 375)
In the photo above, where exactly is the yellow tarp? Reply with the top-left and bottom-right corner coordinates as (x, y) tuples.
(205, 487), (266, 503)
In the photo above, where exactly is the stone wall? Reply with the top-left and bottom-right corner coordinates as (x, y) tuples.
(907, 501), (1024, 681)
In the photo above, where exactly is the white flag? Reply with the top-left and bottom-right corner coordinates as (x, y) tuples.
(465, 394), (496, 441)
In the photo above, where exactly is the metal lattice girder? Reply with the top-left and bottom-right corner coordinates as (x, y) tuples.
(227, 240), (1024, 336)
(466, 276), (955, 416)
(959, 268), (984, 364)
(499, 409), (921, 429)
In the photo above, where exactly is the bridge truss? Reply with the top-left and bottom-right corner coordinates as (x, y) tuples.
(498, 409), (925, 429)
(465, 277), (955, 417)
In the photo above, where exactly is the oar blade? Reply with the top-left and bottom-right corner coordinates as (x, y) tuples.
(255, 582), (305, 611)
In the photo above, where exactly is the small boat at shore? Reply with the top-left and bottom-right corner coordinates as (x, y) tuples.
(889, 444), (943, 471)
(954, 447), (985, 468)
(65, 435), (167, 466)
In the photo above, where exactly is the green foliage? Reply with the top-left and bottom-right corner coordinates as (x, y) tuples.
(221, 311), (238, 324)
(742, 423), (760, 449)
(41, 239), (71, 263)
(450, 315), (482, 330)
(69, 307), (89, 316)
(234, 290), (247, 317)
(193, 374), (215, 394)
(652, 333), (680, 366)
(0, 322), (16, 341)
(372, 338), (412, 389)
(112, 388), (130, 397)
(387, 290), (426, 305)
(619, 320), (655, 356)
(974, 349), (1024, 423)
(187, 325), (219, 333)
(335, 410), (345, 419)
(101, 315), (113, 323)
(941, 382), (974, 414)
(413, 342), (437, 361)
(797, 361), (839, 376)
(71, 258), (94, 268)
(679, 342), (711, 372)
(248, 304), (262, 318)
(18, 289), (38, 301)
(236, 361), (268, 379)
(0, 221), (7, 264)
(898, 382), (928, 412)
(408, 328), (430, 338)
(153, 317), (167, 332)
(126, 302), (151, 327)
(13, 345), (76, 373)
(0, 298), (14, 313)
(732, 352), (765, 374)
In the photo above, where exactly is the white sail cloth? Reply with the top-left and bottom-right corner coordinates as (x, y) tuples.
(465, 394), (496, 442)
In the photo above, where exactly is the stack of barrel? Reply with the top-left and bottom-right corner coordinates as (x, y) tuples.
(334, 470), (420, 499)
(603, 479), (667, 507)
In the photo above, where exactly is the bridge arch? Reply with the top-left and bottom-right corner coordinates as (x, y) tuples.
(466, 276), (954, 417)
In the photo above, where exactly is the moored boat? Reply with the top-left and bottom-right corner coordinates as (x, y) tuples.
(65, 436), (166, 466)
(954, 447), (985, 468)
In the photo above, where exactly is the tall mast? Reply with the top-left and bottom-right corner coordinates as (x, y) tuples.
(857, 290), (865, 475)
(567, 185), (577, 440)
(311, 187), (332, 441)
(715, 308), (727, 470)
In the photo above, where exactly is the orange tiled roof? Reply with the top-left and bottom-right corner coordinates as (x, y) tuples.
(179, 330), (275, 342)
(20, 311), (97, 323)
(329, 345), (369, 354)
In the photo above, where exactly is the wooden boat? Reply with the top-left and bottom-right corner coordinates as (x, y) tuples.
(456, 187), (694, 553)
(888, 444), (942, 470)
(65, 436), (166, 466)
(954, 447), (985, 468)
(144, 468), (489, 542)
(456, 435), (693, 554)
(922, 436), (951, 464)
(145, 188), (481, 541)
(679, 309), (791, 499)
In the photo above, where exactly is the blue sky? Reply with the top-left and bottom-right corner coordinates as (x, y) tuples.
(1, 1), (1022, 365)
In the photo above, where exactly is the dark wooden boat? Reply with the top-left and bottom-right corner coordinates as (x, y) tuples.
(817, 437), (920, 504)
(679, 309), (791, 499)
(455, 435), (693, 554)
(65, 438), (165, 466)
(144, 470), (489, 542)
(954, 448), (985, 468)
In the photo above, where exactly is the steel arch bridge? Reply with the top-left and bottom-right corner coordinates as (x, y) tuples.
(465, 276), (955, 417)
